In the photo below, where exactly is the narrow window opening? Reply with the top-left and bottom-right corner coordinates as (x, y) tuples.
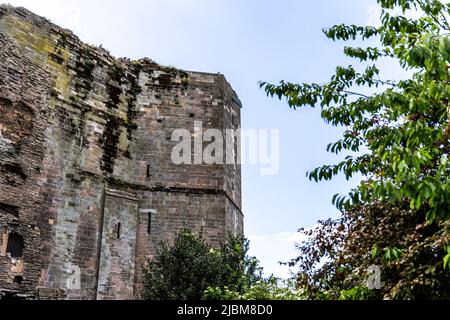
(117, 223), (121, 240)
(6, 232), (24, 258)
(146, 165), (151, 178)
(147, 213), (152, 234)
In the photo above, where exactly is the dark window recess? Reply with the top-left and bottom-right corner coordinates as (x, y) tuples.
(147, 213), (152, 234)
(6, 233), (24, 258)
(13, 276), (23, 285)
(0, 202), (19, 218)
(117, 223), (121, 239)
(146, 165), (151, 178)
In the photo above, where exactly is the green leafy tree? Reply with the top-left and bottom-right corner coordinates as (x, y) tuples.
(215, 233), (263, 293)
(261, 0), (450, 299)
(140, 228), (262, 300)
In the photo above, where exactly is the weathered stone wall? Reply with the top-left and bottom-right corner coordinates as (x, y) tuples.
(97, 190), (139, 300)
(0, 6), (54, 299)
(0, 5), (243, 300)
(133, 61), (243, 272)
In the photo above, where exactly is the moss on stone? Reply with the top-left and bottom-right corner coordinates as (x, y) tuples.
(0, 15), (71, 98)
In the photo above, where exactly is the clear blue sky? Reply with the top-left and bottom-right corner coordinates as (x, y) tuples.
(4, 0), (384, 277)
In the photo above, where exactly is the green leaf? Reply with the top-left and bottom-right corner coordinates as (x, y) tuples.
(372, 245), (380, 260)
(426, 209), (436, 224)
(410, 198), (416, 210)
(444, 253), (450, 270)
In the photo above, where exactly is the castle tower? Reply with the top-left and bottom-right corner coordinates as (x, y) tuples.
(0, 5), (242, 300)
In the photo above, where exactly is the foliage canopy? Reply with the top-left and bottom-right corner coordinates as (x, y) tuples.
(261, 0), (450, 299)
(140, 228), (262, 300)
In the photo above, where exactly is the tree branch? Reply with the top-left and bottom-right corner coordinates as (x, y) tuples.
(341, 90), (370, 99)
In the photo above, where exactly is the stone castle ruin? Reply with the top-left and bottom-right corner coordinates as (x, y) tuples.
(0, 5), (243, 300)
